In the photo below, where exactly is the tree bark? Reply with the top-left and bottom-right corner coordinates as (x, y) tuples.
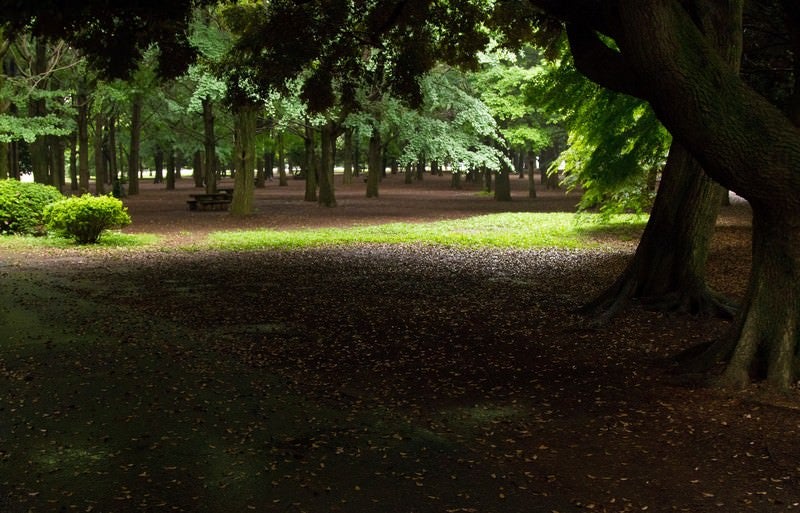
(154, 148), (164, 184)
(495, 162), (512, 202)
(231, 104), (257, 216)
(527, 154), (537, 198)
(192, 150), (204, 188)
(317, 121), (336, 207)
(29, 38), (49, 185)
(611, 0), (800, 388)
(127, 93), (143, 195)
(366, 130), (381, 198)
(304, 123), (317, 202)
(277, 131), (288, 186)
(451, 171), (462, 189)
(68, 133), (77, 190)
(166, 151), (176, 191)
(584, 143), (732, 323)
(342, 127), (354, 185)
(76, 92), (90, 193)
(93, 111), (105, 194)
(202, 96), (217, 194)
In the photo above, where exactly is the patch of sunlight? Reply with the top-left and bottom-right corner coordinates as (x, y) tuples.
(202, 212), (647, 251)
(36, 445), (108, 470)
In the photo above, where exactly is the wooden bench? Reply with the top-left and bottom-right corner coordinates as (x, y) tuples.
(187, 192), (232, 211)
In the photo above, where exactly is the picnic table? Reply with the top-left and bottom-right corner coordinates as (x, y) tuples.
(187, 191), (232, 211)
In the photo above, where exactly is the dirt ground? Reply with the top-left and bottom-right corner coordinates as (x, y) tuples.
(1, 173), (799, 512)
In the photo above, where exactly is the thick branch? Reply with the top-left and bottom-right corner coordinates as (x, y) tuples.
(566, 24), (645, 99)
(616, 0), (800, 212)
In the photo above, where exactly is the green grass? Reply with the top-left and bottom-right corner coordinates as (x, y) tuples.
(0, 213), (646, 252)
(0, 231), (161, 249)
(205, 212), (647, 251)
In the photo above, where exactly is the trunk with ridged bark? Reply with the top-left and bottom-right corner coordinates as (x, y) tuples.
(584, 143), (732, 324)
(231, 104), (257, 216)
(366, 130), (381, 198)
(318, 122), (336, 207)
(613, 0), (800, 389)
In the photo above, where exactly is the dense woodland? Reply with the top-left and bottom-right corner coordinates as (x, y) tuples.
(0, 0), (799, 393)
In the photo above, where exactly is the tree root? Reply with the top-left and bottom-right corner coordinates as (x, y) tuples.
(582, 274), (737, 327)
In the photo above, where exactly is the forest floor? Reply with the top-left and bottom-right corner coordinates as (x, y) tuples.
(1, 173), (798, 512)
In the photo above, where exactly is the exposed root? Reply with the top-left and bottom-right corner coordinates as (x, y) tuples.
(582, 274), (737, 327)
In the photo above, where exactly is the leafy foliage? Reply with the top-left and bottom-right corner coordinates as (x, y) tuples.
(0, 179), (63, 235)
(44, 194), (131, 244)
(533, 58), (671, 215)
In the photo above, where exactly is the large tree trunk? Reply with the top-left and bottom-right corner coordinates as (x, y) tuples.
(202, 96), (217, 194)
(611, 0), (800, 389)
(127, 93), (142, 195)
(584, 143), (732, 324)
(231, 104), (257, 216)
(192, 150), (204, 188)
(495, 162), (512, 202)
(318, 121), (336, 207)
(366, 130), (381, 198)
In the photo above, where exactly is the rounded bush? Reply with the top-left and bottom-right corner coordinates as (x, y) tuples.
(44, 194), (132, 244)
(0, 179), (64, 235)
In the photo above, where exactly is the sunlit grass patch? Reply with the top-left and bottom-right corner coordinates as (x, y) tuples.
(205, 212), (647, 251)
(0, 231), (161, 250)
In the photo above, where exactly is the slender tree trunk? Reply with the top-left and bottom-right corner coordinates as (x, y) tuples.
(76, 92), (90, 193)
(93, 111), (105, 195)
(52, 136), (65, 190)
(166, 151), (176, 190)
(277, 131), (288, 186)
(483, 167), (492, 193)
(304, 123), (317, 202)
(231, 104), (257, 215)
(342, 127), (353, 185)
(255, 156), (266, 188)
(154, 148), (164, 184)
(265, 145), (274, 181)
(415, 157), (425, 181)
(366, 130), (381, 198)
(451, 171), (462, 189)
(104, 115), (117, 195)
(202, 96), (217, 194)
(29, 39), (49, 184)
(431, 160), (441, 177)
(527, 154), (537, 198)
(127, 93), (142, 195)
(404, 162), (413, 184)
(317, 121), (336, 207)
(68, 133), (77, 191)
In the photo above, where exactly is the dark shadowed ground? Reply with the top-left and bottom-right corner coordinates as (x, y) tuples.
(1, 174), (798, 512)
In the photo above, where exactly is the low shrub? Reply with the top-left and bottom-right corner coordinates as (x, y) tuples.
(0, 179), (65, 235)
(44, 194), (132, 244)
